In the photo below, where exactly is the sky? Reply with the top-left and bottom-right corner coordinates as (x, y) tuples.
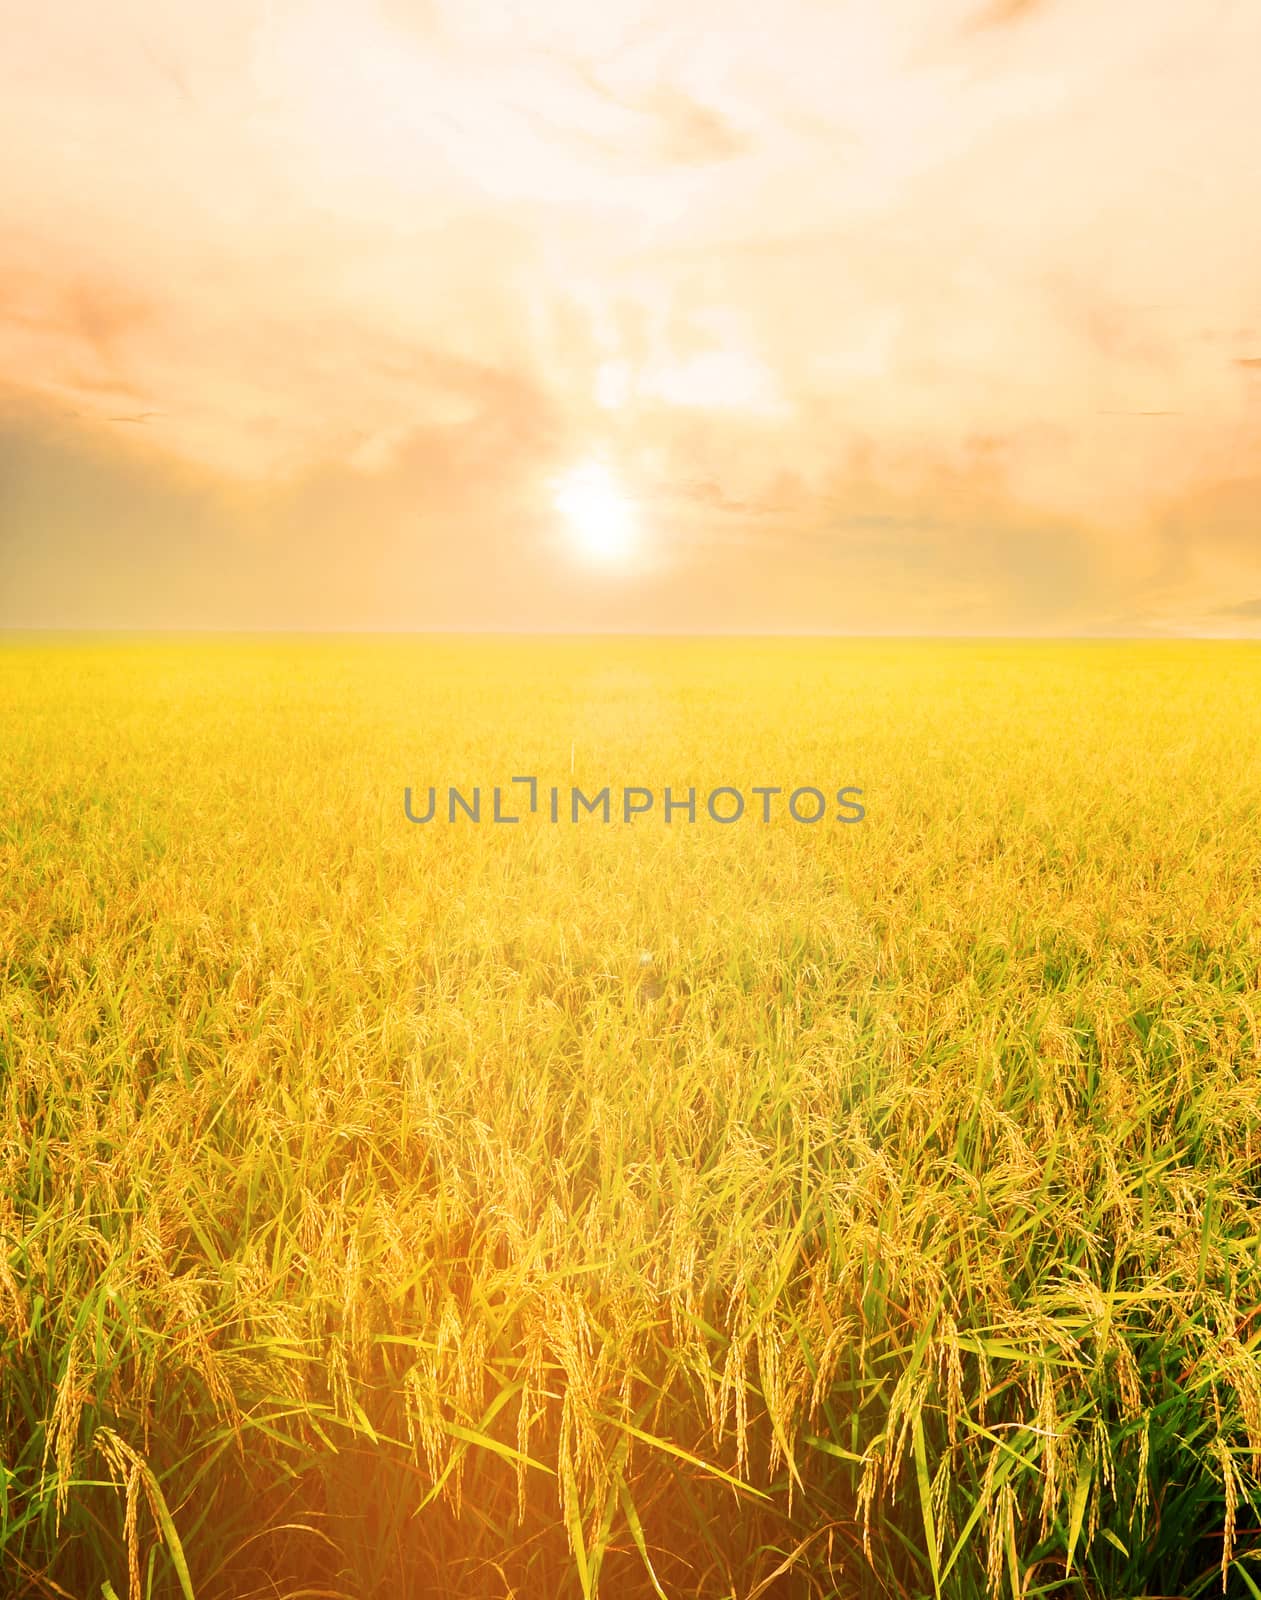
(2, 0), (1260, 634)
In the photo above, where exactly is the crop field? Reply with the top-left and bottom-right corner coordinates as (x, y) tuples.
(3, 635), (1261, 1600)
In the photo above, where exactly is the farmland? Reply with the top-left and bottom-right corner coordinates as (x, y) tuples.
(2, 636), (1260, 1598)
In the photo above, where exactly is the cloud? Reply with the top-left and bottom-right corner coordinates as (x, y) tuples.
(0, 385), (1102, 633)
(1214, 597), (1261, 619)
(644, 88), (748, 165)
(573, 72), (749, 167)
(0, 266), (154, 366)
(1155, 474), (1261, 560)
(961, 0), (1051, 32)
(771, 456), (1102, 629)
(135, 33), (197, 106)
(0, 371), (570, 630)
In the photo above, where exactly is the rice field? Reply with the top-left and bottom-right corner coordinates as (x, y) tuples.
(3, 635), (1261, 1599)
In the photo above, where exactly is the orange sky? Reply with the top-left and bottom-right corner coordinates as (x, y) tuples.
(3, 0), (1260, 633)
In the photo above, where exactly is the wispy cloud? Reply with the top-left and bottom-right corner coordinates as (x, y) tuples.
(960, 0), (1051, 33)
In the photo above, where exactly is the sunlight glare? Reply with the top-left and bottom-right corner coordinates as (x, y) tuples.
(553, 462), (637, 565)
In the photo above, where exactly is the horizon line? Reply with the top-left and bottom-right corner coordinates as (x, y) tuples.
(2, 626), (1258, 644)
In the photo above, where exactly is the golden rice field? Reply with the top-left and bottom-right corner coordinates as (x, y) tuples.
(3, 636), (1261, 1600)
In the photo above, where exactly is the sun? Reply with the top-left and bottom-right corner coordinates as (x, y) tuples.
(552, 461), (636, 565)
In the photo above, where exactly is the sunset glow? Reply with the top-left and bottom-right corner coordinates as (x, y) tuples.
(553, 461), (637, 565)
(2, 0), (1260, 632)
